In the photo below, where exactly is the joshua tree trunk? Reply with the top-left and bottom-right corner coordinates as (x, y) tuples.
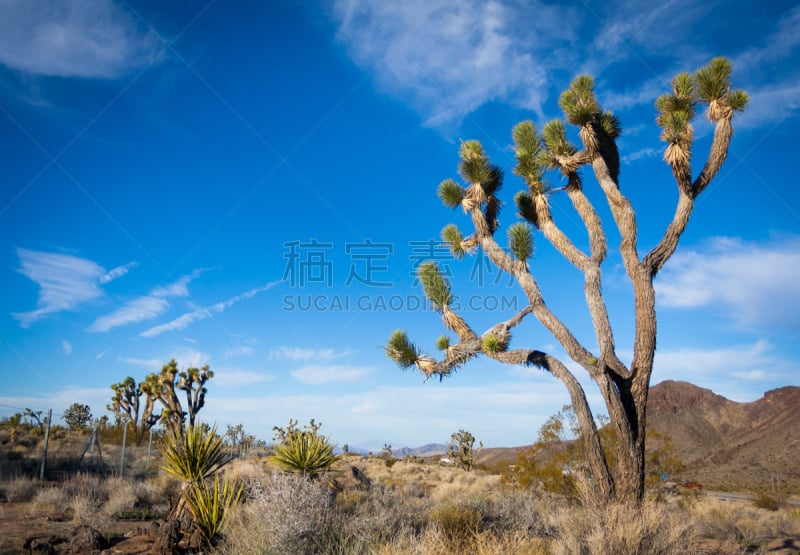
(387, 58), (747, 506)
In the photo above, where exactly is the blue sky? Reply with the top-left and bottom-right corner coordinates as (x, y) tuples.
(1, 0), (798, 449)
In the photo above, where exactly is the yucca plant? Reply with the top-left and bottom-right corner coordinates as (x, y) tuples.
(184, 474), (243, 545)
(160, 422), (232, 521)
(269, 419), (341, 479)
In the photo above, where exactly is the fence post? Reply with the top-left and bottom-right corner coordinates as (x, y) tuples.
(120, 420), (129, 476)
(147, 426), (154, 465)
(39, 409), (52, 481)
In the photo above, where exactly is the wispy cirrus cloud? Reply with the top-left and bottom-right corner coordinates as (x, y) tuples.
(330, 0), (568, 126)
(656, 236), (800, 330)
(12, 248), (132, 327)
(330, 1), (800, 130)
(61, 339), (72, 356)
(139, 282), (280, 338)
(269, 346), (352, 362)
(0, 0), (161, 78)
(100, 261), (138, 284)
(88, 269), (207, 333)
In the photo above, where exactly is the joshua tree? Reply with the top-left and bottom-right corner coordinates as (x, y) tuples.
(386, 58), (747, 505)
(141, 359), (214, 434)
(63, 403), (92, 431)
(109, 359), (213, 437)
(448, 429), (482, 472)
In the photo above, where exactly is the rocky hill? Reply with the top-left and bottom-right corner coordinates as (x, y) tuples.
(471, 380), (800, 492)
(647, 380), (800, 491)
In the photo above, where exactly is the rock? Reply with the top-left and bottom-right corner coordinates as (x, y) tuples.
(64, 524), (109, 554)
(153, 519), (181, 555)
(27, 538), (57, 554)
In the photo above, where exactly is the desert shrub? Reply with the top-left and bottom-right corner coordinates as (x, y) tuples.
(753, 491), (783, 511)
(2, 476), (39, 502)
(690, 496), (800, 549)
(102, 477), (138, 517)
(429, 501), (483, 547)
(222, 471), (333, 555)
(30, 485), (67, 512)
(61, 473), (106, 503)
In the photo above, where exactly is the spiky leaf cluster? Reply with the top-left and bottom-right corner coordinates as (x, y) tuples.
(458, 140), (493, 184)
(559, 75), (600, 126)
(512, 121), (549, 187)
(386, 329), (419, 368)
(438, 179), (464, 208)
(436, 335), (451, 351)
(541, 120), (576, 159)
(160, 423), (231, 483)
(269, 421), (341, 479)
(508, 222), (534, 261)
(695, 57), (732, 103)
(598, 111), (622, 139)
(441, 224), (466, 259)
(185, 474), (243, 544)
(482, 335), (502, 354)
(514, 191), (539, 228)
(418, 262), (452, 309)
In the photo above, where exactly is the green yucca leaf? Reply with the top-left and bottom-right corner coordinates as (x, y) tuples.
(695, 57), (732, 102)
(508, 222), (534, 261)
(598, 111), (622, 138)
(512, 121), (541, 155)
(481, 164), (504, 197)
(438, 179), (464, 208)
(482, 335), (502, 354)
(184, 474), (243, 543)
(269, 423), (341, 478)
(441, 224), (465, 259)
(459, 139), (485, 161)
(672, 72), (694, 98)
(513, 121), (546, 183)
(418, 262), (452, 308)
(436, 335), (451, 351)
(160, 424), (231, 483)
(459, 156), (493, 185)
(559, 75), (600, 126)
(514, 191), (539, 228)
(541, 119), (576, 157)
(386, 329), (420, 368)
(728, 89), (749, 112)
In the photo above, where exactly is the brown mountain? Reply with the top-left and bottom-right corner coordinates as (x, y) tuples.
(474, 380), (800, 492)
(647, 380), (800, 491)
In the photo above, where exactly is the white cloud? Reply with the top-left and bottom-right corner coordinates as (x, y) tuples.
(13, 248), (106, 326)
(61, 339), (72, 355)
(269, 346), (352, 362)
(223, 344), (256, 359)
(656, 236), (800, 330)
(213, 369), (276, 387)
(290, 364), (372, 385)
(99, 261), (137, 284)
(331, 0), (565, 126)
(150, 269), (207, 298)
(0, 0), (161, 78)
(139, 282), (280, 338)
(88, 296), (169, 332)
(88, 269), (207, 333)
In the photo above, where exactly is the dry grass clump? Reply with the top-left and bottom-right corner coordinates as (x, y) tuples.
(689, 496), (800, 550)
(1, 475), (39, 502)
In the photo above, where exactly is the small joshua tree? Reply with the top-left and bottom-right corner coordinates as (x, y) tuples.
(386, 58), (747, 506)
(448, 429), (482, 472)
(63, 403), (92, 431)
